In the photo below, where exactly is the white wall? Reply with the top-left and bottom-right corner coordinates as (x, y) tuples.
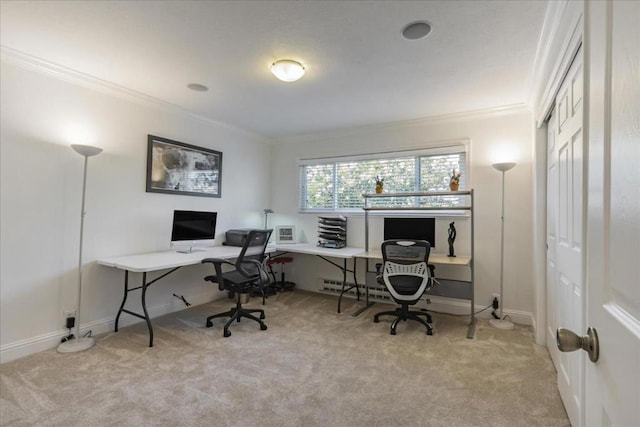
(0, 56), (537, 362)
(270, 108), (535, 322)
(0, 60), (272, 362)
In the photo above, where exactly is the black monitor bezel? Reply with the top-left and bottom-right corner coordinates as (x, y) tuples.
(170, 210), (217, 243)
(383, 217), (435, 248)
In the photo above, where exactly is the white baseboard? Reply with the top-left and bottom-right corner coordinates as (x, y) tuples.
(0, 289), (219, 364)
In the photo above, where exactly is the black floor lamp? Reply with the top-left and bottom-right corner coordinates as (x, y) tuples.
(57, 144), (103, 353)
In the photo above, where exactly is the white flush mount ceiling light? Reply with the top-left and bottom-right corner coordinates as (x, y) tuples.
(270, 60), (305, 82)
(402, 21), (432, 40)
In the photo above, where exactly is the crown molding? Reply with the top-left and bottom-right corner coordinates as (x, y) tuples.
(529, 1), (583, 127)
(528, 0), (568, 107)
(0, 45), (269, 142)
(277, 103), (531, 145)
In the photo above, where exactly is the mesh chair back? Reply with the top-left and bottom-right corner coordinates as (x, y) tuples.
(381, 240), (432, 301)
(236, 229), (272, 279)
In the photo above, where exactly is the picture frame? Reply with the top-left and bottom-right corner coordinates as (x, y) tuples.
(146, 135), (222, 198)
(275, 225), (297, 244)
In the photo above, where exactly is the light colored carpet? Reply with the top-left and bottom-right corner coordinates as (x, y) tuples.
(0, 291), (569, 426)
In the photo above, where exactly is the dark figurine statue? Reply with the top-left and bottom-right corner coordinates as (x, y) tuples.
(448, 221), (457, 257)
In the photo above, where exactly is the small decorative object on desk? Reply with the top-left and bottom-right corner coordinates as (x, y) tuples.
(449, 169), (461, 191)
(448, 221), (457, 257)
(375, 175), (384, 194)
(317, 216), (347, 248)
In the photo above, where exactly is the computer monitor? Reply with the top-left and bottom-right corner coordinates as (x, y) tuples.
(171, 210), (217, 253)
(383, 217), (435, 249)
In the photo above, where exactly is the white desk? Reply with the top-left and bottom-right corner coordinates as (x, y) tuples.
(97, 246), (267, 347)
(272, 243), (365, 314)
(98, 246), (247, 272)
(356, 250), (471, 266)
(273, 243), (364, 258)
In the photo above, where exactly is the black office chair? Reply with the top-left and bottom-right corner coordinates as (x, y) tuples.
(373, 239), (435, 335)
(202, 229), (272, 337)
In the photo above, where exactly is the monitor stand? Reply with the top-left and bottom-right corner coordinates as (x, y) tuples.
(176, 246), (207, 254)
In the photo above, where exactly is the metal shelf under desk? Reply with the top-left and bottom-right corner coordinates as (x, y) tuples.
(362, 190), (476, 339)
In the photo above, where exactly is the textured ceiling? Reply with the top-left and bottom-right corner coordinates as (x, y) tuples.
(0, 0), (548, 138)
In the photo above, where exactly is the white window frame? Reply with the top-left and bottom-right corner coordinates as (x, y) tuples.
(298, 141), (470, 215)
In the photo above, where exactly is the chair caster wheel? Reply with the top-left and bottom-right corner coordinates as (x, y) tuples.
(373, 318), (380, 323)
(390, 330), (396, 335)
(427, 330), (433, 336)
(206, 320), (213, 328)
(260, 313), (265, 320)
(223, 330), (231, 337)
(260, 324), (268, 331)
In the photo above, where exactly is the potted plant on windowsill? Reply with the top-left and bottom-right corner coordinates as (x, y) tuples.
(375, 175), (384, 194)
(450, 169), (461, 191)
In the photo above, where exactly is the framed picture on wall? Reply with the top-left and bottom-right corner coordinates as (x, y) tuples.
(146, 135), (222, 198)
(275, 225), (296, 244)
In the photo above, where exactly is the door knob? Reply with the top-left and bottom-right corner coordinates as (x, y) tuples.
(556, 327), (599, 362)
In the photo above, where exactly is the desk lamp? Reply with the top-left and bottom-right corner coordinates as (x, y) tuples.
(264, 208), (274, 229)
(489, 162), (516, 330)
(58, 144), (103, 353)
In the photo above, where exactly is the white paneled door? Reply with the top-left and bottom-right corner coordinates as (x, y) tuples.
(547, 46), (585, 427)
(546, 107), (559, 370)
(584, 1), (640, 425)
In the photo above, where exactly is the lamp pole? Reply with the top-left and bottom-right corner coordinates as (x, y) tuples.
(264, 208), (274, 229)
(58, 144), (103, 353)
(489, 162), (516, 330)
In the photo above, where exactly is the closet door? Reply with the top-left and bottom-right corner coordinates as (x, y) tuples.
(546, 107), (559, 369)
(547, 46), (585, 427)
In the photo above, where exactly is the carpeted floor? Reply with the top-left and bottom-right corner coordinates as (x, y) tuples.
(0, 291), (569, 426)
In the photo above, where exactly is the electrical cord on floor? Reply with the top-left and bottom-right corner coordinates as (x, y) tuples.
(419, 302), (493, 317)
(60, 334), (75, 343)
(173, 293), (191, 307)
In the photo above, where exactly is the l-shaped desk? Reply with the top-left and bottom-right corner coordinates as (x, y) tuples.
(97, 242), (475, 347)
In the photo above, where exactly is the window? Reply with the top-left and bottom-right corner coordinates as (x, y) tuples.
(299, 144), (468, 212)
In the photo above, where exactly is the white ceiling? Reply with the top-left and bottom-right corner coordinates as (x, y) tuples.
(0, 0), (548, 138)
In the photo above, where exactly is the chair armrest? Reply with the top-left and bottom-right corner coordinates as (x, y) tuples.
(243, 259), (270, 286)
(202, 258), (235, 290)
(201, 258), (234, 266)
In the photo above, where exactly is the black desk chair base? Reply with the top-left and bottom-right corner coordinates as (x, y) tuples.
(374, 305), (433, 335)
(206, 294), (267, 337)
